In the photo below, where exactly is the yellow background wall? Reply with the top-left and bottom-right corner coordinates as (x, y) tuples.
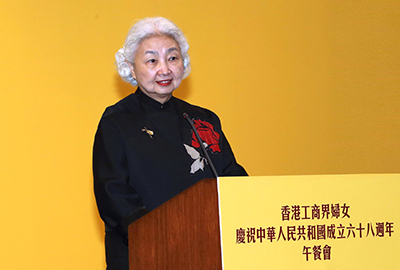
(1, 1), (399, 269)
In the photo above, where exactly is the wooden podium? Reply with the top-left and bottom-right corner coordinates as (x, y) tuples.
(128, 178), (222, 270)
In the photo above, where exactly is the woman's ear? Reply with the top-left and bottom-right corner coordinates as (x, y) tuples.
(126, 60), (136, 80)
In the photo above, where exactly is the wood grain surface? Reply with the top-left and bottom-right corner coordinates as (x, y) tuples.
(128, 178), (222, 269)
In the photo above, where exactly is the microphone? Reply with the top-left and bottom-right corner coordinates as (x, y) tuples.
(183, 113), (219, 179)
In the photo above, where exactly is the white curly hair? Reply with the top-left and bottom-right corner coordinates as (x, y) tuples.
(115, 17), (191, 86)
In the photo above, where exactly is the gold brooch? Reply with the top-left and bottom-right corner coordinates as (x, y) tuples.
(142, 127), (154, 138)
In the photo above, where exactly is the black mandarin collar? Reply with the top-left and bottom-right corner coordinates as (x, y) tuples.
(135, 88), (175, 113)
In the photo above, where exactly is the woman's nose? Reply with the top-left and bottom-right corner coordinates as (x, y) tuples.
(157, 61), (171, 75)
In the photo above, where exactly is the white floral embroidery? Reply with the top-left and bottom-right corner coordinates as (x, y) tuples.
(184, 144), (207, 174)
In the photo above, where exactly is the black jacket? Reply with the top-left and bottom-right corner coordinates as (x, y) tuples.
(93, 89), (247, 268)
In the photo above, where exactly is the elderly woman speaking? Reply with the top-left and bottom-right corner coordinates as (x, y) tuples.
(93, 17), (247, 269)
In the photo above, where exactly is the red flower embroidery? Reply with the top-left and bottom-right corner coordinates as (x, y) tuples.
(191, 119), (221, 153)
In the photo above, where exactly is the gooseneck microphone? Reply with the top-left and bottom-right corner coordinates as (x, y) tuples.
(183, 112), (219, 179)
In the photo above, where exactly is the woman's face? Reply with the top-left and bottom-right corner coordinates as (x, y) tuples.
(130, 35), (184, 104)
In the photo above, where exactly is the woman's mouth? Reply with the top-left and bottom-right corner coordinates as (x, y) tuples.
(156, 80), (172, 86)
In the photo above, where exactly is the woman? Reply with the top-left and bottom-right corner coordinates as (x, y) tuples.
(93, 17), (247, 270)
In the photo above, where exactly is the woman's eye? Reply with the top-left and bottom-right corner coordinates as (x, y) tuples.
(169, 56), (178, 61)
(147, 59), (156, 64)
